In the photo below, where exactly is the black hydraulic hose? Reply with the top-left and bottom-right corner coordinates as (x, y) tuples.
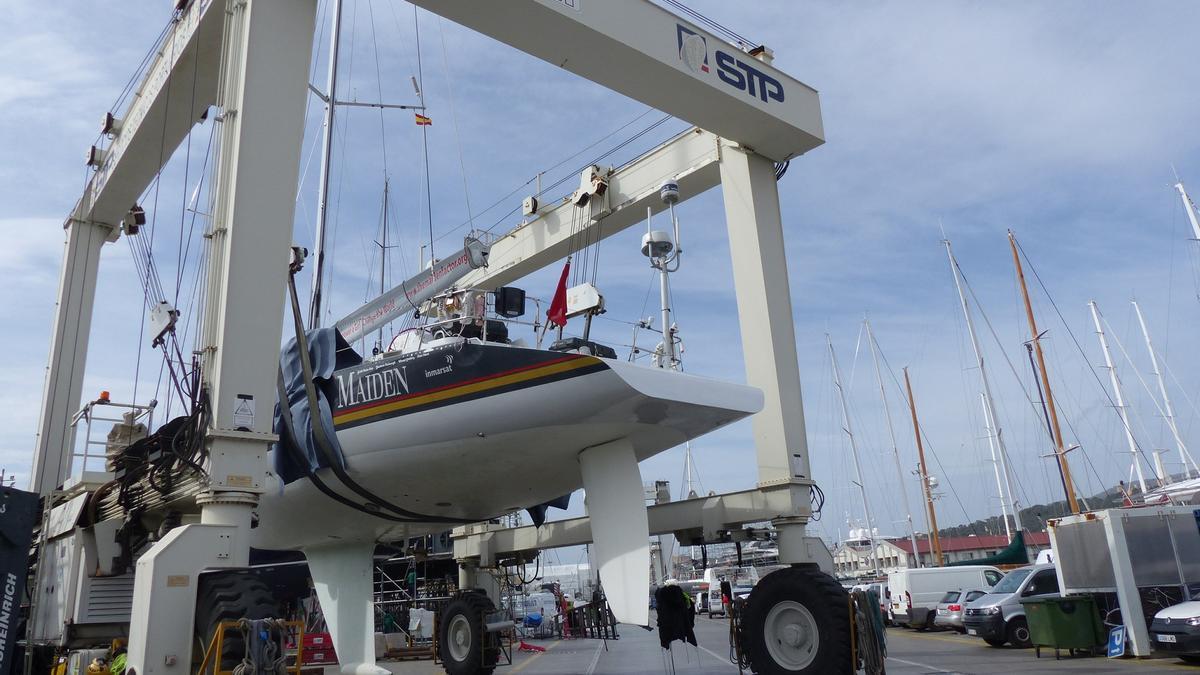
(284, 269), (470, 524)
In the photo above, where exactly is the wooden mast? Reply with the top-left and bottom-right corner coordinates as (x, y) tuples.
(1008, 230), (1081, 514)
(904, 367), (943, 567)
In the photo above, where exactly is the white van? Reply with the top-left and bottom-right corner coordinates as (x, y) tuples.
(888, 566), (1004, 629)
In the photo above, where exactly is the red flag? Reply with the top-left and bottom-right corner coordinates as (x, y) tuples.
(547, 261), (570, 328)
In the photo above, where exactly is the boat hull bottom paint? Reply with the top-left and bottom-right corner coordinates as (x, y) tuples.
(252, 342), (762, 550)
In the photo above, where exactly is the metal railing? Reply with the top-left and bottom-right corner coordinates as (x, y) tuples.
(69, 396), (155, 475)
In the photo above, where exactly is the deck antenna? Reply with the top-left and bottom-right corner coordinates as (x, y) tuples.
(1088, 300), (1155, 493)
(864, 318), (922, 566)
(944, 239), (1019, 539)
(903, 367), (943, 567)
(641, 181), (699, 500)
(1010, 231), (1081, 514)
(1132, 300), (1199, 478)
(308, 0), (343, 329)
(827, 334), (880, 574)
(642, 181), (682, 370)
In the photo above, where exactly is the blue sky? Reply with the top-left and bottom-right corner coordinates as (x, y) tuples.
(4, 1), (1200, 547)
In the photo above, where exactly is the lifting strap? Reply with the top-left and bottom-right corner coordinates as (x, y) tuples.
(282, 268), (470, 524)
(274, 369), (410, 523)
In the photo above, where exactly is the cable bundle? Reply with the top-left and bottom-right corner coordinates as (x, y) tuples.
(850, 589), (887, 675)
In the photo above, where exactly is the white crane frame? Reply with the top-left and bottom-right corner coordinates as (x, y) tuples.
(30, 1), (828, 672)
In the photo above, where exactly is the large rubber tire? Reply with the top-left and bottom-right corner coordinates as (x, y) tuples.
(742, 567), (851, 675)
(1006, 617), (1031, 649)
(194, 572), (281, 671)
(439, 592), (498, 675)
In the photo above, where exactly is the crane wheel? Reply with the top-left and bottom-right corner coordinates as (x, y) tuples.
(438, 592), (498, 675)
(742, 566), (852, 674)
(194, 571), (281, 670)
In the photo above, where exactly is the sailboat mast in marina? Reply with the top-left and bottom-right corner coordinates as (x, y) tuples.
(1088, 301), (1157, 492)
(903, 367), (942, 567)
(864, 320), (923, 567)
(827, 335), (881, 574)
(1008, 231), (1081, 514)
(1132, 300), (1199, 479)
(944, 240), (1019, 538)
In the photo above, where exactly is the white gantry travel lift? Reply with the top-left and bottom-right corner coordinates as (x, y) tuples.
(31, 0), (842, 673)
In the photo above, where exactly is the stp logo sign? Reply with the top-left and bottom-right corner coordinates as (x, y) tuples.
(676, 24), (785, 104)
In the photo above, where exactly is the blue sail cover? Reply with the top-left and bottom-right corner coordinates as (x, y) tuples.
(273, 328), (361, 484)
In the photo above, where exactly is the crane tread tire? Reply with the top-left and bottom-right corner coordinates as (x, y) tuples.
(743, 566), (852, 675)
(439, 592), (498, 675)
(194, 572), (280, 670)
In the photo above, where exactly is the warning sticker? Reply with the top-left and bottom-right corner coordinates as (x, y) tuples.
(233, 394), (255, 429)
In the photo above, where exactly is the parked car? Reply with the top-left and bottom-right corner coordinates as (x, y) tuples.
(888, 566), (1004, 629)
(1149, 600), (1200, 663)
(962, 564), (1059, 648)
(933, 589), (987, 632)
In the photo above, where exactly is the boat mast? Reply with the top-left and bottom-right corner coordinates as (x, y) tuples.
(903, 367), (942, 567)
(944, 240), (1018, 538)
(827, 334), (880, 574)
(308, 0), (344, 329)
(1088, 301), (1151, 493)
(1009, 231), (1081, 514)
(977, 393), (1012, 537)
(864, 319), (922, 567)
(1174, 181), (1200, 241)
(1132, 300), (1198, 479)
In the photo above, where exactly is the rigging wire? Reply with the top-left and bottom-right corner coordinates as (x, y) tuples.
(952, 257), (1106, 502)
(365, 0), (391, 179)
(431, 109), (663, 246)
(413, 5), (436, 261)
(481, 114), (676, 240)
(436, 16), (476, 233)
(872, 341), (982, 537)
(658, 0), (757, 48)
(1013, 238), (1150, 491)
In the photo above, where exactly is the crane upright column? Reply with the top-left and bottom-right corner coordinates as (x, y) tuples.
(125, 1), (318, 673)
(719, 141), (818, 564)
(30, 218), (117, 495)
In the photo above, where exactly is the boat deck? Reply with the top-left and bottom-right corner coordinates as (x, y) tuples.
(372, 615), (1198, 674)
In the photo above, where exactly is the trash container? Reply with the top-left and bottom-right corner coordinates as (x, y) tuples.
(1021, 596), (1106, 659)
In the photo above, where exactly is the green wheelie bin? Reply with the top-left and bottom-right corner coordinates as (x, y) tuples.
(1021, 595), (1106, 659)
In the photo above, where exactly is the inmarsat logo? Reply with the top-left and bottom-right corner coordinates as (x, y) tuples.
(675, 24), (785, 104)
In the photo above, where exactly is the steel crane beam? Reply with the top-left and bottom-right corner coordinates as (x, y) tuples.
(451, 487), (832, 570)
(408, 0), (823, 162)
(73, 0), (224, 228)
(460, 127), (721, 289)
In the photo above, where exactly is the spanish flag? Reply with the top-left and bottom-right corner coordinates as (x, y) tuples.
(414, 113), (432, 126)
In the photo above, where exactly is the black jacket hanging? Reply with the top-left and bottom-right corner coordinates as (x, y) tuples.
(654, 584), (698, 649)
